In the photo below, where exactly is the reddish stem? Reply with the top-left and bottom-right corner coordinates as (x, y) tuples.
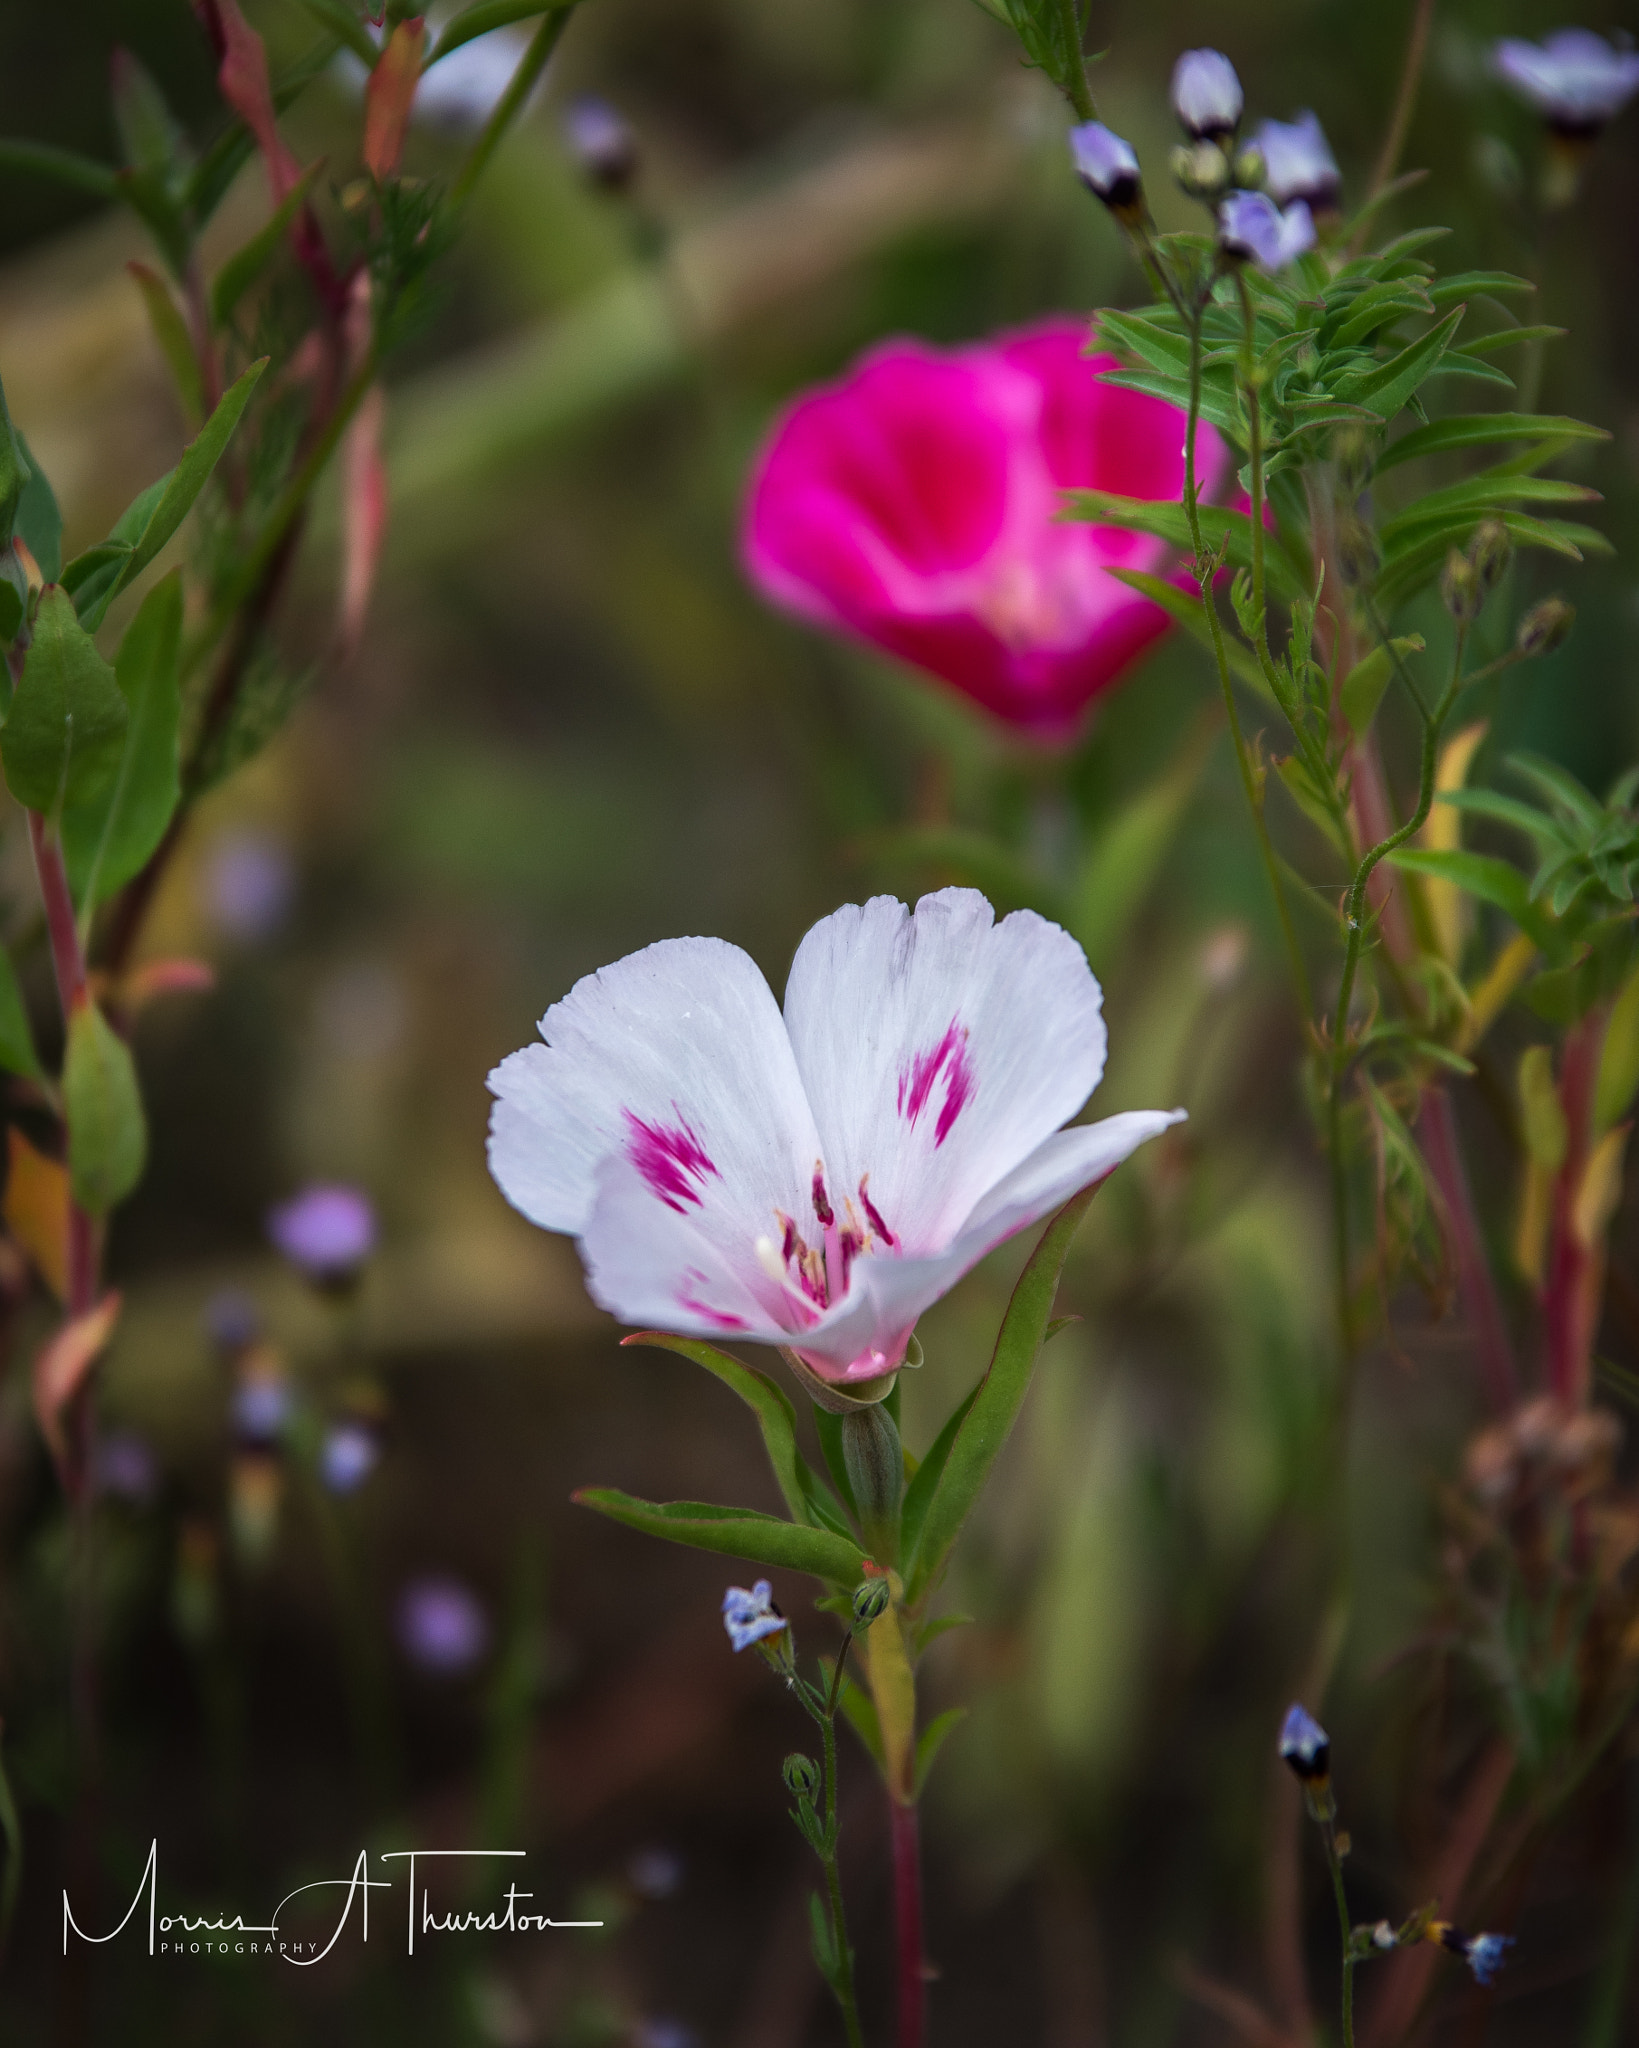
(28, 810), (86, 1015)
(891, 1796), (925, 2048)
(1418, 1087), (1517, 1413)
(1543, 1011), (1603, 1404)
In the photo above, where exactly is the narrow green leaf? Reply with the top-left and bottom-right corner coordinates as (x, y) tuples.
(1452, 324), (1564, 357)
(1424, 271), (1534, 306)
(907, 1183), (1101, 1604)
(1, 587), (128, 816)
(1375, 412), (1607, 477)
(1387, 846), (1564, 956)
(572, 1488), (864, 1583)
(15, 432), (62, 582)
(812, 1406), (859, 1522)
(64, 998), (147, 1216)
(898, 1384), (980, 1578)
(211, 161), (324, 325)
(0, 139), (119, 199)
(913, 1707), (968, 1796)
(1596, 967), (1639, 1132)
(430, 0), (572, 61)
(67, 358), (267, 630)
(1066, 492), (1305, 600)
(1342, 635), (1424, 739)
(1334, 306), (1462, 420)
(128, 263), (204, 424)
(622, 1332), (817, 1526)
(291, 0), (380, 64)
(1102, 569), (1272, 700)
(62, 572), (183, 908)
(0, 948), (42, 1080)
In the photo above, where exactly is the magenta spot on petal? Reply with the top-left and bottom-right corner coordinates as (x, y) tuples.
(678, 1270), (748, 1330)
(897, 1020), (974, 1147)
(858, 1180), (897, 1248)
(838, 1228), (862, 1293)
(624, 1108), (719, 1213)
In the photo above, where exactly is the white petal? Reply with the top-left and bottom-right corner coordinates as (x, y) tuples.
(486, 935), (821, 1240)
(787, 1111), (1183, 1381)
(782, 889), (1106, 1258)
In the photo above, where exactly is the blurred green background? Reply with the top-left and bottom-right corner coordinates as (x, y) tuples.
(0, 1), (1636, 2042)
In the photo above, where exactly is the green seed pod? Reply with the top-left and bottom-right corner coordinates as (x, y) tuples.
(783, 1753), (821, 1803)
(1171, 139), (1231, 200)
(852, 1577), (892, 1628)
(1231, 144), (1266, 190)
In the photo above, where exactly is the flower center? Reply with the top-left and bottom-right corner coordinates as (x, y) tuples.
(755, 1164), (897, 1323)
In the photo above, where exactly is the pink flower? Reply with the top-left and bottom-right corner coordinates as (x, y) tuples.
(487, 889), (1181, 1390)
(741, 319), (1226, 742)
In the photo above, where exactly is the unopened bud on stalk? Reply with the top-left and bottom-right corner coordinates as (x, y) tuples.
(1470, 517), (1513, 595)
(1332, 426), (1376, 498)
(561, 94), (638, 192)
(1070, 121), (1144, 221)
(1230, 144), (1266, 190)
(1517, 595), (1574, 656)
(1172, 139), (1231, 200)
(1171, 48), (1243, 141)
(852, 1577), (891, 1627)
(1278, 1702), (1331, 1783)
(783, 1753), (821, 1803)
(1334, 516), (1380, 589)
(1441, 548), (1484, 623)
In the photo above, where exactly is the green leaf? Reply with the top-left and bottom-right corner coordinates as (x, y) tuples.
(1374, 412), (1607, 478)
(1452, 324), (1564, 358)
(1596, 966), (1639, 1132)
(1, 587), (128, 816)
(61, 358), (267, 631)
(14, 432), (62, 582)
(0, 372), (30, 544)
(211, 160), (324, 325)
(291, 0), (380, 64)
(64, 998), (148, 1216)
(1342, 635), (1424, 739)
(812, 1406), (859, 1522)
(0, 139), (118, 199)
(572, 1489), (864, 1583)
(1066, 491), (1305, 600)
(430, 0), (572, 61)
(898, 1384), (980, 1576)
(0, 947), (42, 1080)
(907, 1182), (1102, 1604)
(913, 1707), (967, 1796)
(1333, 305), (1462, 420)
(128, 263), (204, 424)
(621, 1332), (818, 1527)
(1067, 716), (1215, 970)
(1102, 569), (1272, 700)
(1387, 846), (1564, 957)
(1423, 270), (1534, 307)
(61, 572), (182, 908)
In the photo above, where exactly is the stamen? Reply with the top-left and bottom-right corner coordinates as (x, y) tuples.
(858, 1176), (897, 1248)
(811, 1164), (834, 1227)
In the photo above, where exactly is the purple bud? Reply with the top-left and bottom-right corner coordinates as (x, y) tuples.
(1278, 1701), (1330, 1780)
(1464, 1931), (1514, 1987)
(1495, 29), (1639, 135)
(1250, 111), (1342, 209)
(561, 94), (637, 190)
(1069, 120), (1143, 210)
(721, 1579), (788, 1653)
(397, 1576), (489, 1674)
(1218, 189), (1316, 270)
(267, 1184), (376, 1285)
(1171, 49), (1243, 140)
(320, 1421), (380, 1494)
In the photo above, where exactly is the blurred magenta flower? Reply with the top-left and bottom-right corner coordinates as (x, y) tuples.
(267, 1183), (377, 1285)
(488, 888), (1181, 1388)
(397, 1576), (489, 1674)
(742, 320), (1228, 742)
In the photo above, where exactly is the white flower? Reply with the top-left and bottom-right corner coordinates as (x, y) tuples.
(488, 890), (1181, 1388)
(1171, 49), (1244, 140)
(1251, 111), (1342, 209)
(1495, 28), (1639, 134)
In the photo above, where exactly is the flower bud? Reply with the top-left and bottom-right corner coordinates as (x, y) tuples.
(1069, 120), (1144, 220)
(1278, 1702), (1330, 1782)
(782, 1753), (821, 1803)
(1440, 548), (1484, 623)
(1250, 111), (1342, 210)
(561, 94), (637, 191)
(1217, 189), (1316, 270)
(1172, 139), (1231, 200)
(1230, 144), (1266, 190)
(1171, 48), (1243, 141)
(1334, 515), (1379, 589)
(852, 1576), (892, 1627)
(1469, 517), (1513, 595)
(1332, 426), (1377, 499)
(1516, 596), (1574, 657)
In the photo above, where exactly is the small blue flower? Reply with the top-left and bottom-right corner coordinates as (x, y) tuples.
(1070, 120), (1143, 210)
(320, 1421), (380, 1494)
(1172, 49), (1243, 140)
(232, 1373), (291, 1447)
(1495, 29), (1639, 135)
(1219, 190), (1316, 271)
(563, 94), (637, 189)
(1278, 1701), (1331, 1779)
(397, 1576), (489, 1674)
(267, 1184), (377, 1285)
(1251, 111), (1341, 209)
(1464, 1931), (1515, 1988)
(721, 1580), (788, 1653)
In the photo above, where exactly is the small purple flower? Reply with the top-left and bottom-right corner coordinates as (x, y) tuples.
(1218, 190), (1316, 271)
(267, 1184), (376, 1285)
(1069, 120), (1143, 211)
(1464, 1931), (1514, 1988)
(94, 1430), (158, 1505)
(721, 1580), (788, 1653)
(233, 1373), (291, 1447)
(635, 2022), (697, 2048)
(414, 33), (524, 128)
(204, 830), (293, 942)
(320, 1421), (380, 1494)
(562, 94), (637, 190)
(1251, 111), (1342, 209)
(1172, 49), (1243, 140)
(397, 1576), (489, 1674)
(1495, 29), (1639, 135)
(628, 1845), (684, 1900)
(1278, 1702), (1330, 1781)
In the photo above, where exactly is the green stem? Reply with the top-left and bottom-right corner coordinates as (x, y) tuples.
(820, 1704), (866, 2048)
(1053, 0), (1096, 121)
(1321, 1818), (1356, 2048)
(1182, 302), (1313, 1019)
(451, 6), (578, 206)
